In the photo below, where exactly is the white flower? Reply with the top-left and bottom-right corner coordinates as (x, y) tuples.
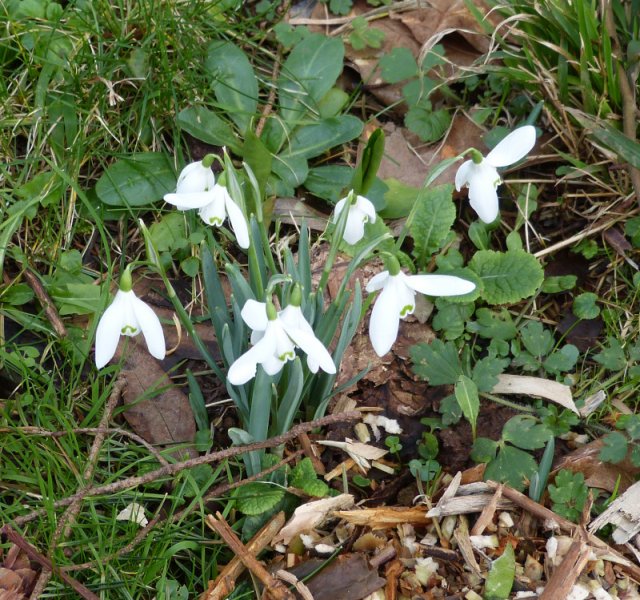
(163, 160), (250, 249)
(333, 192), (377, 245)
(366, 270), (475, 356)
(455, 125), (536, 223)
(95, 289), (165, 368)
(227, 299), (336, 385)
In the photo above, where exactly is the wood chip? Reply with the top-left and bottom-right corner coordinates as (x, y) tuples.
(335, 507), (431, 530)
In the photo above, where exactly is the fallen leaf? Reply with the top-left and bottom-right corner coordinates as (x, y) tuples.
(273, 494), (355, 545)
(286, 553), (385, 600)
(492, 374), (578, 414)
(552, 438), (637, 494)
(118, 342), (197, 448)
(116, 502), (148, 527)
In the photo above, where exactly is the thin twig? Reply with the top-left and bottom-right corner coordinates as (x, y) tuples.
(203, 512), (286, 600)
(206, 513), (294, 600)
(2, 526), (100, 600)
(22, 269), (67, 337)
(12, 412), (360, 526)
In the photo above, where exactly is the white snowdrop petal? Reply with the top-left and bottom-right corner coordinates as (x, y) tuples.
(95, 293), (127, 369)
(227, 334), (277, 385)
(284, 326), (336, 375)
(355, 195), (377, 223)
(132, 295), (166, 361)
(241, 300), (268, 331)
(369, 282), (402, 357)
(164, 191), (217, 210)
(343, 210), (367, 245)
(198, 194), (226, 225)
(454, 159), (474, 191)
(176, 162), (215, 194)
(224, 195), (250, 249)
(468, 166), (500, 223)
(485, 125), (536, 168)
(333, 197), (348, 222)
(407, 274), (475, 297)
(366, 270), (389, 293)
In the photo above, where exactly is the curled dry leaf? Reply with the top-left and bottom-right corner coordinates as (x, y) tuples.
(492, 374), (578, 414)
(273, 494), (355, 545)
(318, 439), (387, 473)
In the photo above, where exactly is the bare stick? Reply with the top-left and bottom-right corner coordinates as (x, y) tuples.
(202, 512), (286, 600)
(539, 539), (592, 600)
(205, 513), (294, 600)
(12, 412), (360, 526)
(22, 269), (67, 337)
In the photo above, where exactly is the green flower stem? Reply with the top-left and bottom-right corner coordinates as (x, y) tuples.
(318, 197), (350, 298)
(139, 220), (225, 381)
(480, 392), (536, 413)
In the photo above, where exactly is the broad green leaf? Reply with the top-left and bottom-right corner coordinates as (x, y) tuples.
(235, 482), (285, 515)
(542, 275), (577, 293)
(594, 337), (627, 371)
(468, 249), (543, 304)
(466, 308), (517, 341)
(625, 216), (640, 247)
(411, 339), (463, 385)
(599, 431), (628, 463)
(379, 178), (420, 219)
(409, 184), (456, 266)
(471, 437), (498, 463)
(149, 213), (187, 253)
(454, 375), (479, 439)
(305, 166), (388, 205)
(502, 415), (551, 450)
(405, 107), (451, 142)
(471, 356), (508, 392)
(272, 154), (309, 189)
(243, 129), (272, 197)
(432, 300), (474, 340)
(318, 88), (349, 119)
(95, 153), (176, 207)
(519, 321), (554, 358)
(573, 292), (600, 319)
(279, 34), (345, 128)
(379, 47), (418, 83)
(50, 283), (101, 316)
(177, 106), (240, 153)
(291, 457), (329, 497)
(205, 41), (258, 132)
(543, 344), (579, 374)
(484, 544), (515, 600)
(484, 445), (537, 491)
(283, 115), (363, 160)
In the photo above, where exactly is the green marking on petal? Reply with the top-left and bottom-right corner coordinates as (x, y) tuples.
(208, 217), (223, 226)
(279, 351), (295, 362)
(400, 304), (414, 317)
(121, 324), (138, 335)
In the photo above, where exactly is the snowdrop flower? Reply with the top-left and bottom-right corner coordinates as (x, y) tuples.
(227, 287), (336, 385)
(333, 190), (377, 245)
(163, 155), (250, 249)
(95, 267), (165, 368)
(366, 257), (475, 357)
(455, 125), (536, 223)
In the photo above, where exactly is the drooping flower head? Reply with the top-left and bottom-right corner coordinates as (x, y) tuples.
(366, 256), (476, 357)
(227, 286), (336, 385)
(333, 189), (377, 245)
(455, 125), (536, 223)
(163, 155), (250, 249)
(95, 266), (165, 368)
